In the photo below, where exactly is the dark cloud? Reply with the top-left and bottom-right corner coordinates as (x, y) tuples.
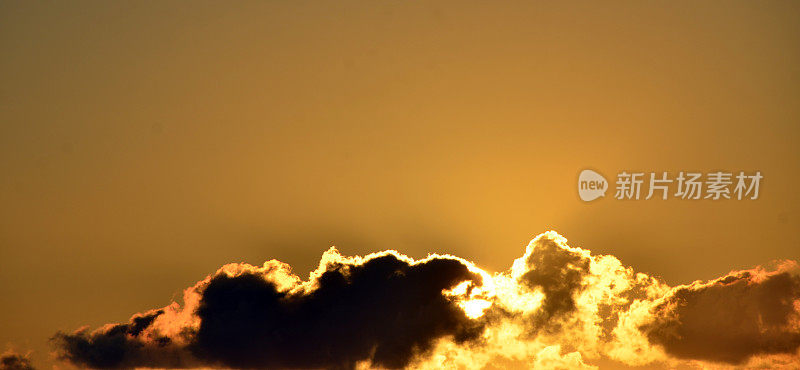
(52, 310), (197, 369)
(0, 351), (34, 370)
(190, 254), (484, 369)
(54, 252), (484, 369)
(643, 267), (800, 364)
(517, 236), (590, 330)
(49, 232), (800, 369)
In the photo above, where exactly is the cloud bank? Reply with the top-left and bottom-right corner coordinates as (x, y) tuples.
(0, 350), (34, 370)
(52, 232), (800, 369)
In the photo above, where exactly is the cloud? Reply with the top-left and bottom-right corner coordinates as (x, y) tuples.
(189, 250), (485, 369)
(516, 234), (591, 331)
(51, 309), (197, 369)
(51, 232), (800, 369)
(0, 350), (34, 370)
(642, 262), (800, 364)
(54, 248), (486, 369)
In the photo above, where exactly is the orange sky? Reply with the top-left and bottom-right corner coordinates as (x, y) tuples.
(1, 1), (799, 368)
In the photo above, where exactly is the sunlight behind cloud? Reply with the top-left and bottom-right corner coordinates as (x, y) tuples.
(52, 232), (800, 369)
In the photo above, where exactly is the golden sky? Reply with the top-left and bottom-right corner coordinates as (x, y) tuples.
(1, 1), (799, 368)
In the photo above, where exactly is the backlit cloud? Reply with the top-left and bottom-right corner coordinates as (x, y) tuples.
(52, 232), (800, 369)
(0, 350), (34, 370)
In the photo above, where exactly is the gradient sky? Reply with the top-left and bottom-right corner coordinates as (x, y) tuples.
(1, 1), (800, 368)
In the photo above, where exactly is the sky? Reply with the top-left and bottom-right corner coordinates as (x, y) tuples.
(1, 1), (799, 369)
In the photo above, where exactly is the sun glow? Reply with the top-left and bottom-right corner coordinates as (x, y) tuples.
(444, 280), (496, 319)
(459, 299), (493, 319)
